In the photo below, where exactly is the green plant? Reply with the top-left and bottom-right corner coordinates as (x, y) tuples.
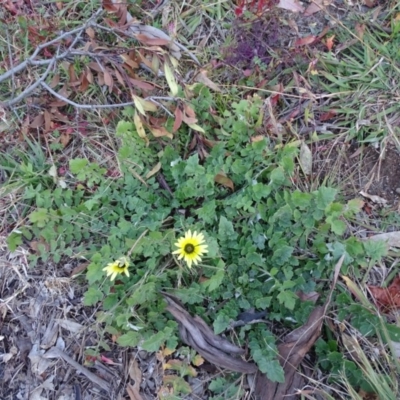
(3, 85), (388, 396)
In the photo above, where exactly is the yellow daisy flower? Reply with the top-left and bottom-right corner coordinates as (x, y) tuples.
(103, 257), (130, 281)
(172, 230), (208, 268)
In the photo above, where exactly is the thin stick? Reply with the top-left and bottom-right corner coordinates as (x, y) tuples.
(5, 60), (56, 107)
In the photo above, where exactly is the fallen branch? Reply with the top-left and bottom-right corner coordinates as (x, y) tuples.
(0, 8), (103, 85)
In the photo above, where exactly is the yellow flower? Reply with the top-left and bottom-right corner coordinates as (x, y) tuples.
(103, 257), (130, 281)
(172, 230), (208, 268)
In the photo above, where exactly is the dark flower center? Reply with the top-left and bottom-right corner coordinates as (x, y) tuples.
(184, 244), (195, 254)
(116, 262), (126, 270)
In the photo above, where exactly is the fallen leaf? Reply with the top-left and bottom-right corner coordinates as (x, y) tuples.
(194, 70), (221, 92)
(363, 0), (377, 7)
(299, 142), (312, 175)
(355, 23), (366, 39)
(215, 172), (234, 191)
(145, 162), (161, 179)
(368, 275), (400, 312)
(70, 262), (90, 277)
(126, 383), (144, 400)
(30, 114), (44, 128)
(294, 35), (318, 46)
(128, 358), (142, 387)
(103, 70), (114, 91)
(173, 107), (183, 133)
(164, 62), (179, 96)
(133, 111), (149, 145)
(55, 319), (83, 334)
(326, 35), (335, 51)
(133, 95), (158, 113)
(296, 291), (319, 303)
(319, 110), (337, 121)
(148, 126), (173, 139)
(135, 34), (170, 46)
(277, 0), (304, 13)
(359, 191), (387, 205)
(187, 123), (205, 133)
(129, 78), (155, 91)
(304, 0), (331, 16)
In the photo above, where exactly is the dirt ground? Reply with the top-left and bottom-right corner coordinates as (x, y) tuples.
(314, 141), (400, 207)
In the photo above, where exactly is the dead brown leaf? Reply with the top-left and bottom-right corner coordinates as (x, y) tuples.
(103, 70), (114, 91)
(30, 114), (44, 129)
(255, 255), (344, 399)
(135, 34), (171, 46)
(294, 35), (318, 47)
(128, 357), (142, 390)
(214, 172), (234, 191)
(173, 107), (183, 133)
(304, 0), (331, 16)
(355, 23), (366, 40)
(127, 383), (143, 400)
(194, 70), (221, 92)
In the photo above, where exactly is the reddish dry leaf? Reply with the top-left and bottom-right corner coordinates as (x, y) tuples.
(79, 71), (90, 92)
(148, 126), (173, 139)
(128, 78), (155, 91)
(319, 110), (337, 122)
(114, 69), (126, 88)
(173, 107), (183, 133)
(87, 62), (104, 73)
(97, 73), (105, 86)
(363, 0), (377, 7)
(49, 74), (60, 88)
(100, 354), (118, 365)
(30, 114), (44, 128)
(102, 0), (119, 12)
(70, 262), (90, 277)
(86, 27), (95, 39)
(135, 34), (170, 46)
(44, 110), (52, 133)
(326, 35), (335, 51)
(68, 63), (78, 84)
(103, 70), (114, 90)
(294, 35), (317, 46)
(4, 0), (22, 15)
(368, 275), (400, 312)
(355, 23), (366, 39)
(184, 104), (196, 119)
(304, 0), (330, 16)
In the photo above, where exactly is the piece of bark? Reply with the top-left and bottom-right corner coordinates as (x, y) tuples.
(161, 292), (257, 374)
(254, 306), (325, 399)
(254, 255), (344, 400)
